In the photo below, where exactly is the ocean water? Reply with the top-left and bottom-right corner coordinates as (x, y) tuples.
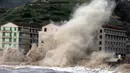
(0, 65), (121, 73)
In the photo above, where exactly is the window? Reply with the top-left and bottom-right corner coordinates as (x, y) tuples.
(30, 34), (32, 37)
(9, 38), (12, 42)
(14, 27), (16, 31)
(108, 35), (110, 39)
(105, 34), (108, 39)
(105, 41), (107, 44)
(100, 30), (102, 33)
(104, 29), (106, 32)
(3, 32), (5, 36)
(44, 28), (47, 32)
(99, 41), (102, 45)
(120, 32), (122, 35)
(3, 27), (5, 30)
(114, 31), (116, 34)
(114, 36), (116, 39)
(111, 48), (112, 50)
(110, 42), (112, 45)
(14, 33), (16, 36)
(116, 48), (117, 52)
(105, 47), (107, 50)
(100, 35), (102, 39)
(113, 42), (115, 45)
(14, 39), (16, 42)
(2, 38), (5, 42)
(99, 47), (102, 51)
(34, 30), (36, 33)
(31, 30), (34, 32)
(18, 27), (22, 31)
(108, 41), (110, 44)
(10, 27), (12, 31)
(41, 41), (44, 43)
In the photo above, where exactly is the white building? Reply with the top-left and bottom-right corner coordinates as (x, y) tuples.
(0, 22), (41, 53)
(98, 25), (127, 57)
(38, 24), (59, 46)
(38, 24), (128, 57)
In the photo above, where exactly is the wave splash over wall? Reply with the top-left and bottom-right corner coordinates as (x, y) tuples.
(38, 0), (116, 67)
(0, 0), (116, 69)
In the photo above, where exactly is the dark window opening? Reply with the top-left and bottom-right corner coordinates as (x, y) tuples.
(18, 27), (22, 31)
(100, 35), (102, 39)
(99, 47), (102, 51)
(30, 34), (33, 38)
(41, 41), (44, 43)
(100, 30), (102, 33)
(44, 28), (47, 32)
(105, 41), (107, 44)
(99, 41), (102, 45)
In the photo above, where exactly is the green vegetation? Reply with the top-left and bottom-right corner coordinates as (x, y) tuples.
(0, 0), (128, 28)
(0, 0), (89, 26)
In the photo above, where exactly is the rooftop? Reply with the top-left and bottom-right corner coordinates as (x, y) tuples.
(1, 22), (42, 28)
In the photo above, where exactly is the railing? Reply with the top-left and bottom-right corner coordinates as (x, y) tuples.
(1, 30), (12, 32)
(126, 41), (130, 45)
(2, 41), (12, 44)
(2, 36), (11, 38)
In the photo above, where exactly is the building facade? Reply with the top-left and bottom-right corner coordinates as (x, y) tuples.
(0, 22), (40, 52)
(38, 24), (59, 46)
(98, 25), (127, 57)
(126, 40), (130, 54)
(38, 24), (128, 58)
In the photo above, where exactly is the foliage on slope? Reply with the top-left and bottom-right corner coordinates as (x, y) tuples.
(0, 0), (89, 26)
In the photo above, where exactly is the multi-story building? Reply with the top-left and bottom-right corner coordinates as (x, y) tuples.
(126, 40), (130, 54)
(38, 24), (59, 46)
(0, 22), (41, 52)
(38, 23), (128, 58)
(98, 25), (127, 57)
(126, 40), (130, 63)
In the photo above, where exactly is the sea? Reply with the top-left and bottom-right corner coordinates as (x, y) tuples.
(0, 65), (121, 73)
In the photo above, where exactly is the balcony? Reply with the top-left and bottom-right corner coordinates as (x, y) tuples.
(29, 32), (38, 34)
(2, 36), (11, 38)
(2, 41), (12, 44)
(126, 41), (130, 46)
(2, 30), (12, 33)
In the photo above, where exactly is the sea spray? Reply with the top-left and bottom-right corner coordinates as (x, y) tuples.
(82, 51), (115, 68)
(115, 64), (130, 73)
(0, 49), (25, 65)
(39, 0), (116, 67)
(26, 43), (39, 62)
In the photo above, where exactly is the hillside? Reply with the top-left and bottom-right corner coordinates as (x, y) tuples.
(0, 0), (89, 26)
(0, 0), (31, 8)
(0, 3), (69, 25)
(0, 0), (130, 27)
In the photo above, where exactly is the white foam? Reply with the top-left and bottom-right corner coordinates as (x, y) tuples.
(0, 65), (122, 73)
